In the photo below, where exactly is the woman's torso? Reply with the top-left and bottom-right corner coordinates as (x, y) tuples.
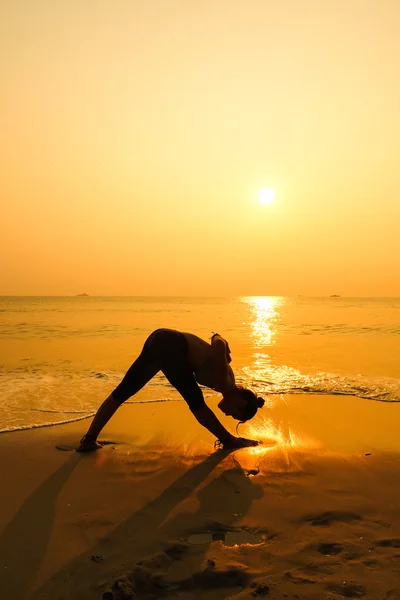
(181, 331), (235, 393)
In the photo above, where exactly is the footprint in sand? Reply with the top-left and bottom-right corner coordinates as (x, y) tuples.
(384, 589), (400, 599)
(187, 528), (265, 547)
(284, 571), (316, 585)
(376, 538), (400, 548)
(317, 542), (343, 556)
(101, 543), (254, 600)
(326, 581), (366, 598)
(304, 510), (361, 526)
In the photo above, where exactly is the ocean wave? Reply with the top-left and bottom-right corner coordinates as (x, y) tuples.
(0, 365), (399, 436)
(0, 368), (189, 434)
(0, 398), (183, 434)
(0, 412), (96, 434)
(244, 364), (400, 402)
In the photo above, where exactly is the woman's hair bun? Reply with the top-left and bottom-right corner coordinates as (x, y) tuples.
(257, 396), (265, 408)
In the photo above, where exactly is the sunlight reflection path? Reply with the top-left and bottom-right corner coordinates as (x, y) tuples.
(238, 298), (318, 460)
(239, 296), (285, 393)
(241, 296), (285, 348)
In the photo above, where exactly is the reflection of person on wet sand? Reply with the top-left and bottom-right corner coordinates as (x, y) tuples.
(77, 329), (265, 452)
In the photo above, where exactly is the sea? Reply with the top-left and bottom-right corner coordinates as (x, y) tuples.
(0, 296), (399, 434)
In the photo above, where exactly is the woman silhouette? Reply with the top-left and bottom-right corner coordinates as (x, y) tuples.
(77, 329), (264, 452)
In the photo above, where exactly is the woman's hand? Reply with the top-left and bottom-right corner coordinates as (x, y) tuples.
(219, 435), (259, 449)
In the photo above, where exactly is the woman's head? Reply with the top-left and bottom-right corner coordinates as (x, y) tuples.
(218, 386), (264, 422)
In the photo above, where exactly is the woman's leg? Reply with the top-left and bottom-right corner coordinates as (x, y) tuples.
(161, 361), (205, 413)
(76, 333), (161, 452)
(160, 361), (232, 443)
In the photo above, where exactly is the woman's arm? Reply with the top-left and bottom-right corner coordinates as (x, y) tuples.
(211, 333), (231, 361)
(210, 336), (235, 393)
(193, 405), (258, 448)
(192, 404), (234, 444)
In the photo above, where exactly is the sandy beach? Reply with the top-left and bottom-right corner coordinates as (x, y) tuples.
(1, 394), (399, 600)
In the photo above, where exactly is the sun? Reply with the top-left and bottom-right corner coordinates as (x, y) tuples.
(258, 188), (275, 205)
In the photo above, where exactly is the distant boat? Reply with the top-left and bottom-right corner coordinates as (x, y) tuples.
(76, 293), (89, 297)
(330, 294), (340, 297)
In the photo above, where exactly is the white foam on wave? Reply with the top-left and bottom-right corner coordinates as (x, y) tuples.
(0, 412), (96, 434)
(0, 398), (184, 434)
(0, 371), (183, 434)
(243, 359), (400, 402)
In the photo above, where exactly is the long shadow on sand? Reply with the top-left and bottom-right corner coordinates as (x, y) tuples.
(136, 465), (265, 598)
(29, 448), (261, 600)
(0, 454), (80, 600)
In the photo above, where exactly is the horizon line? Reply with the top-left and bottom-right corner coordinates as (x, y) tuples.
(1, 294), (399, 299)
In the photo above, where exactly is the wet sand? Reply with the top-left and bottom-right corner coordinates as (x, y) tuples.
(0, 394), (399, 600)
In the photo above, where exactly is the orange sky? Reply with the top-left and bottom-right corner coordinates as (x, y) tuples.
(1, 0), (399, 296)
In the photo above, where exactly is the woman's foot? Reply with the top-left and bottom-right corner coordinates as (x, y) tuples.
(76, 434), (104, 453)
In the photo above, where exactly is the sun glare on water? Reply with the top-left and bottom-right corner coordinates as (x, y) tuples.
(258, 188), (275, 205)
